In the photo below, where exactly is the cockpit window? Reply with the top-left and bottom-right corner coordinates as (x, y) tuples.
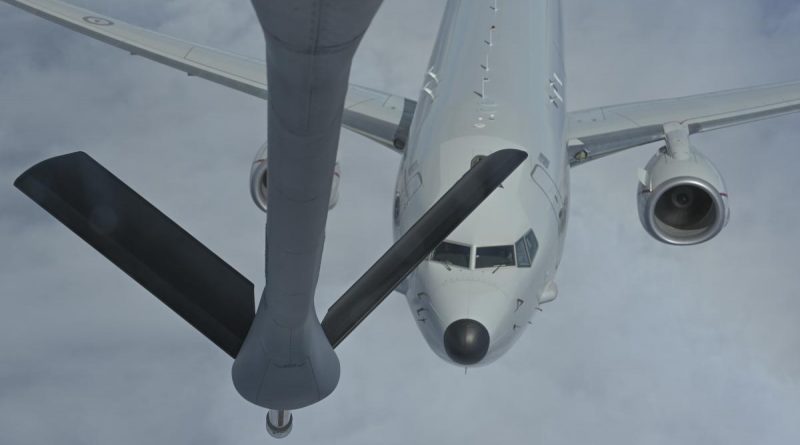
(476, 245), (515, 269)
(432, 242), (470, 268)
(515, 230), (539, 268)
(515, 238), (531, 267)
(524, 231), (539, 257)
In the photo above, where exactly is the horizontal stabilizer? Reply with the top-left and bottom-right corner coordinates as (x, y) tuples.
(14, 152), (255, 357)
(322, 148), (528, 348)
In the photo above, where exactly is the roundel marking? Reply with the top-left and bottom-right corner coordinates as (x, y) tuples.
(82, 16), (114, 26)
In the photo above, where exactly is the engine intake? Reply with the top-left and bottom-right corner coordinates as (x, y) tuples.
(637, 147), (729, 245)
(250, 142), (340, 212)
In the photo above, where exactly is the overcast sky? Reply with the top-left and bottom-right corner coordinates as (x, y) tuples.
(1, 0), (800, 444)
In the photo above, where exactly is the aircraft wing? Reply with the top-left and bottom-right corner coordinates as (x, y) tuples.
(567, 80), (800, 165)
(1, 0), (415, 151)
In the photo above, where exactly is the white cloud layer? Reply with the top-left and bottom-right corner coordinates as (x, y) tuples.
(1, 0), (799, 444)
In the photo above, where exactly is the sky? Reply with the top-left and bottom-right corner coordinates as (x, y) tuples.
(1, 0), (800, 444)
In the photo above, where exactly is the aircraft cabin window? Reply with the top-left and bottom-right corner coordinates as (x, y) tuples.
(476, 245), (515, 269)
(432, 242), (470, 268)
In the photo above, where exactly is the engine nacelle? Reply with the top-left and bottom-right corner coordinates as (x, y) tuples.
(637, 147), (729, 245)
(249, 142), (341, 212)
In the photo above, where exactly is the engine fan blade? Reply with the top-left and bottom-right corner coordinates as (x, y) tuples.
(322, 148), (528, 348)
(14, 152), (255, 358)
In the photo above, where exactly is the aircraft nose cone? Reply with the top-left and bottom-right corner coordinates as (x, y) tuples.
(443, 319), (490, 365)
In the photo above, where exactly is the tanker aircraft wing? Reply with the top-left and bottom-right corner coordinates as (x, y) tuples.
(567, 80), (800, 165)
(1, 0), (416, 151)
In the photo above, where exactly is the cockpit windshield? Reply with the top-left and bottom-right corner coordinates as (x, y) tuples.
(432, 242), (470, 268)
(431, 232), (537, 270)
(475, 245), (515, 269)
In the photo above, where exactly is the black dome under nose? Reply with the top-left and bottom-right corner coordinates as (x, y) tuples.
(443, 319), (490, 365)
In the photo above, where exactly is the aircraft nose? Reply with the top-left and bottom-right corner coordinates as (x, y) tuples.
(443, 319), (490, 365)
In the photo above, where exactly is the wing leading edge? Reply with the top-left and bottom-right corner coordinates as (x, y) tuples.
(1, 0), (415, 151)
(567, 80), (800, 165)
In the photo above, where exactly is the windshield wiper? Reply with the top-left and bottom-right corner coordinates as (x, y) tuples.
(492, 264), (511, 274)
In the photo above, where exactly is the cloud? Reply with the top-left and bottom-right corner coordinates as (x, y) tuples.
(1, 0), (799, 444)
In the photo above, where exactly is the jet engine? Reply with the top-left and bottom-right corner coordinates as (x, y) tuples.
(249, 142), (341, 212)
(637, 146), (729, 245)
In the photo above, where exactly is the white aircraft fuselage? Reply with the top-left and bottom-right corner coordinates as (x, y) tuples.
(394, 0), (568, 366)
